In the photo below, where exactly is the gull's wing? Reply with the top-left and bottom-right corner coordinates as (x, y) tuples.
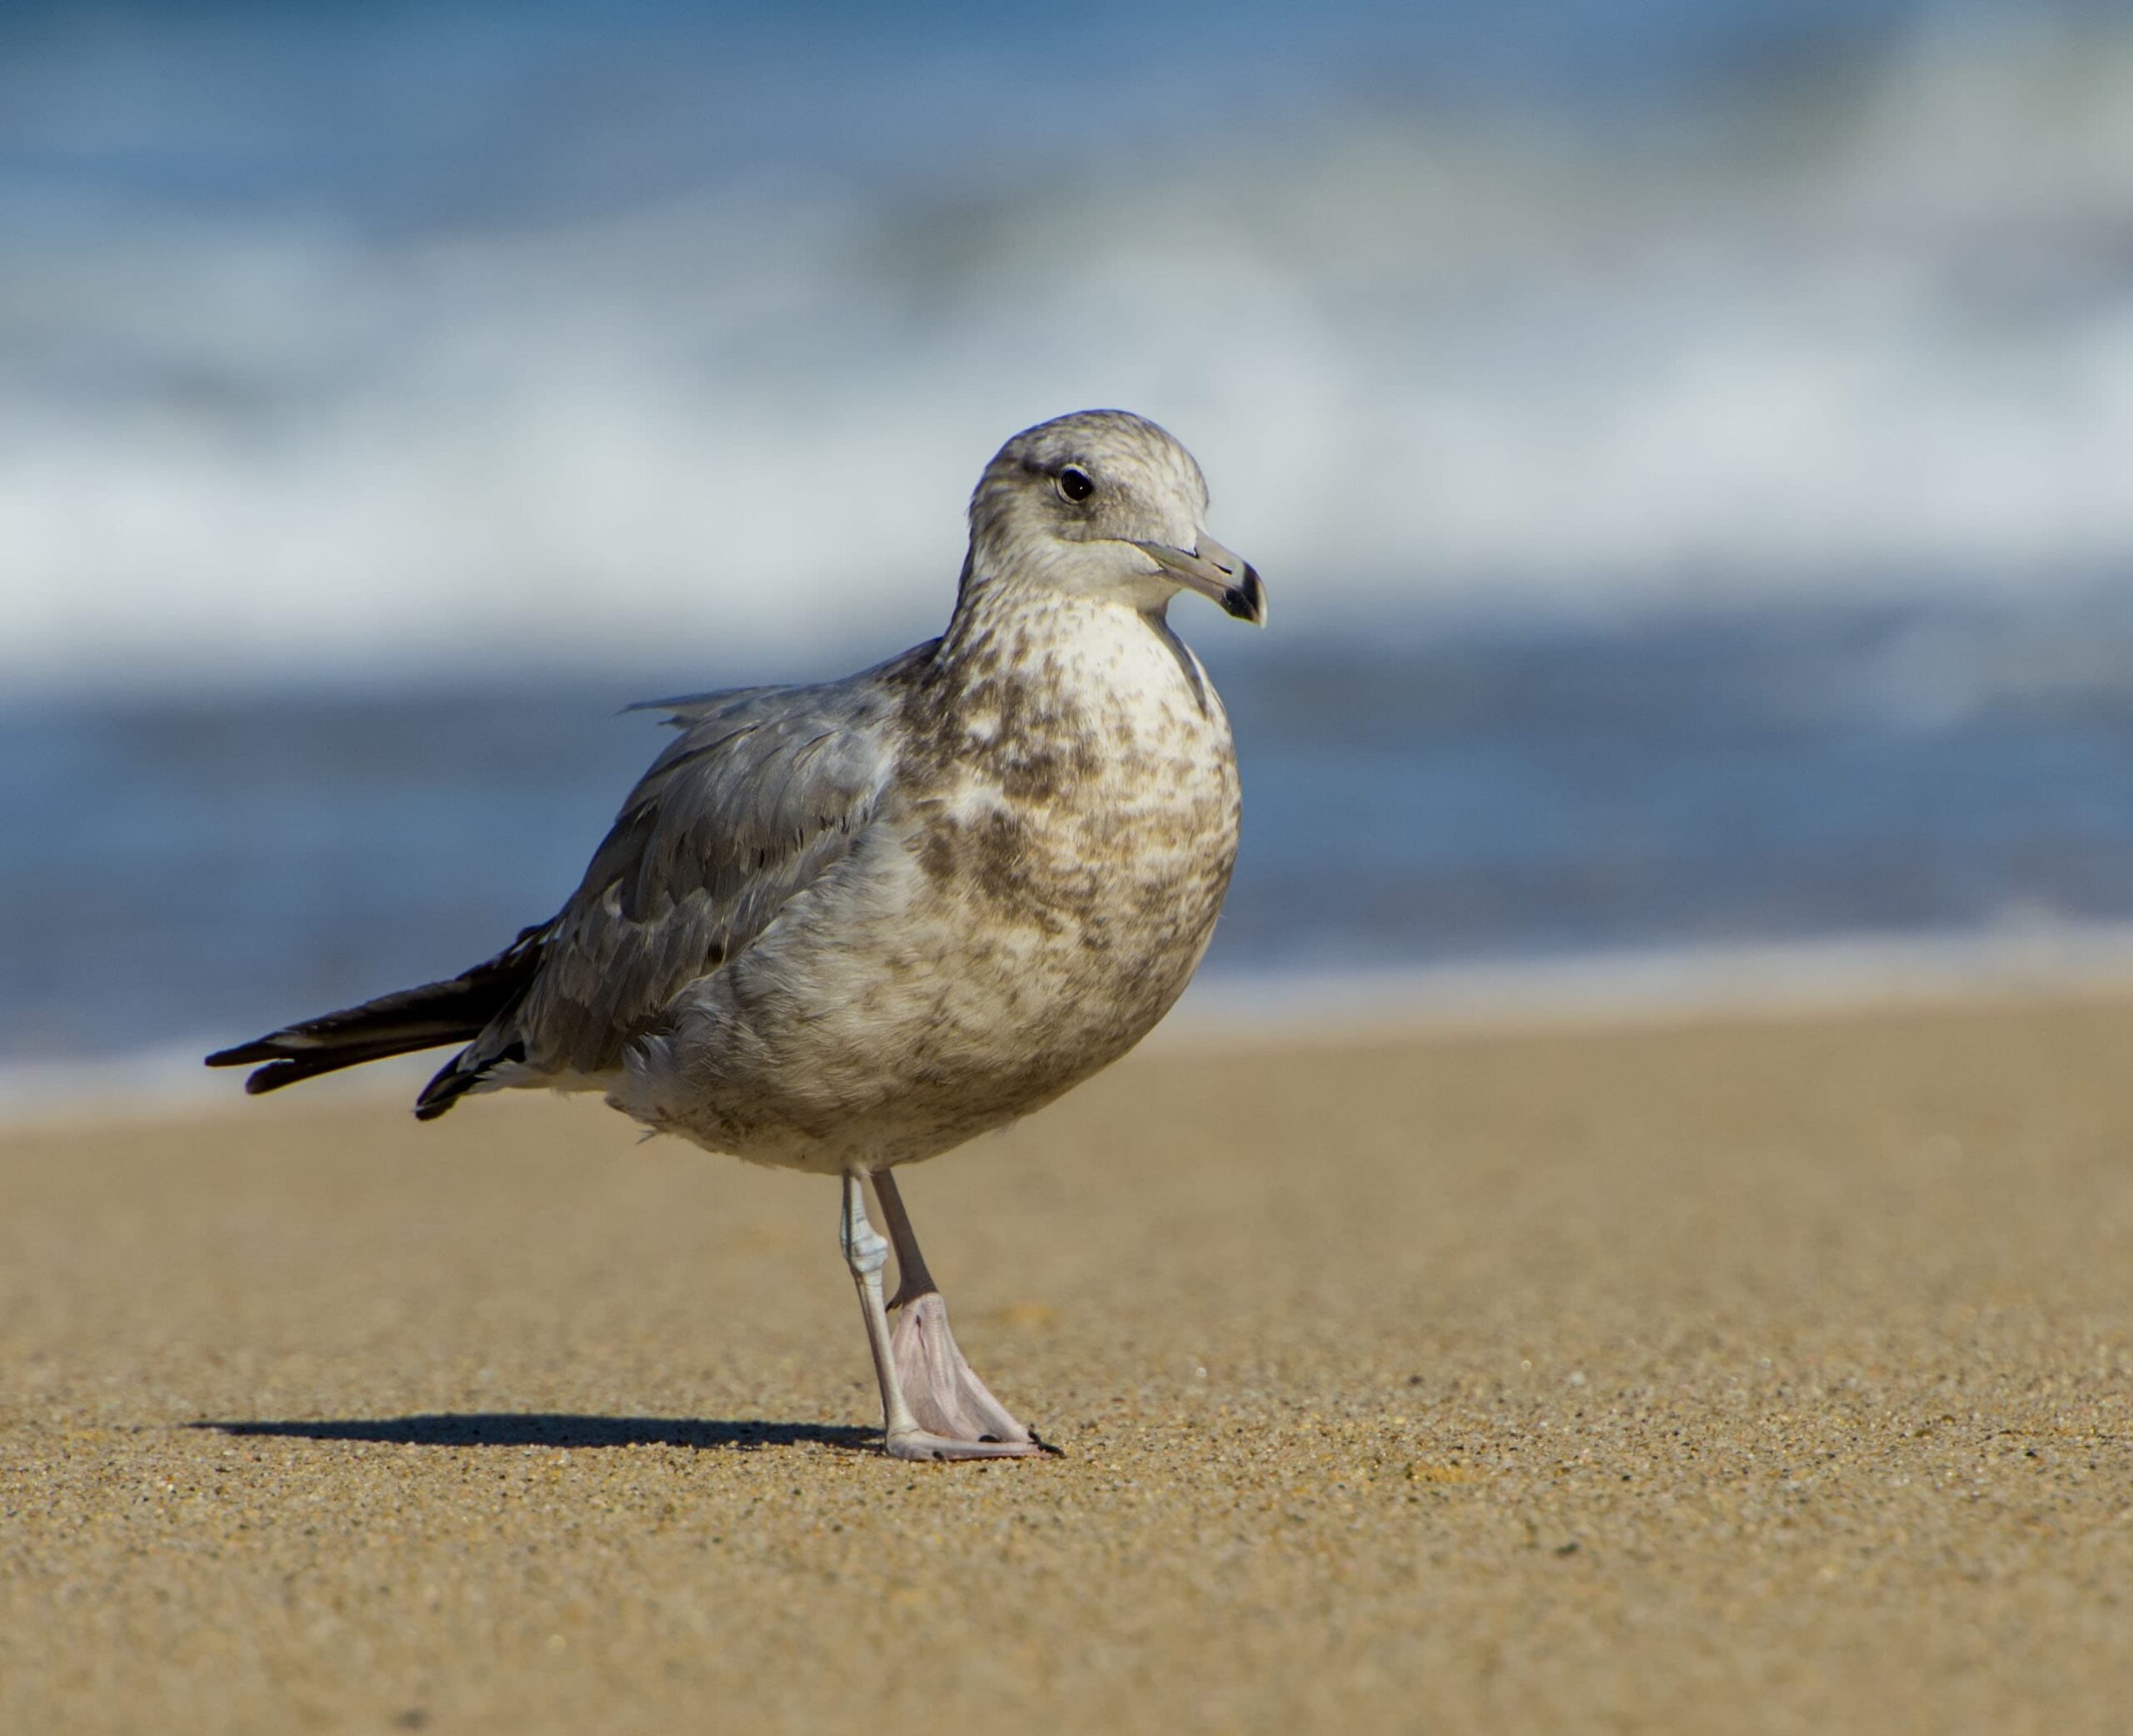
(415, 646), (931, 1115)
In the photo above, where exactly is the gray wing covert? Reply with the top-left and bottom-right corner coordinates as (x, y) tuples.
(492, 661), (917, 1081)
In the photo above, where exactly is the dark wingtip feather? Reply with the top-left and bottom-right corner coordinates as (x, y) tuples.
(202, 930), (551, 1103)
(242, 1060), (303, 1095)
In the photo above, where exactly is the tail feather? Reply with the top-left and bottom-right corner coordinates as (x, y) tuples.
(206, 922), (548, 1110)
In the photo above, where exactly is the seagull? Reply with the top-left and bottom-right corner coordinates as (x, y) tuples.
(208, 409), (1266, 1461)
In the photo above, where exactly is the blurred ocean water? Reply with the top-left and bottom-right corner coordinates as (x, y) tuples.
(5, 0), (2132, 680)
(7, 601), (2133, 1073)
(2, 1), (2132, 1080)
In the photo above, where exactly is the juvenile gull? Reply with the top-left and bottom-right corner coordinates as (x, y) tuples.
(208, 409), (1266, 1460)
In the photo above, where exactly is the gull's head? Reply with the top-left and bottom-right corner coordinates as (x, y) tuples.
(964, 409), (1266, 626)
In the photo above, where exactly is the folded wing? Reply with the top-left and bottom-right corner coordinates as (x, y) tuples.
(208, 647), (925, 1118)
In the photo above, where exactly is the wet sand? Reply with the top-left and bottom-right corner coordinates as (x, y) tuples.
(3, 996), (2131, 1733)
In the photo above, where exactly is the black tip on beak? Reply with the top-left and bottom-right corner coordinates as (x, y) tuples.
(1221, 563), (1267, 626)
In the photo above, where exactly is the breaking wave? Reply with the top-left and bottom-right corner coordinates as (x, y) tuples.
(2, 2), (2131, 691)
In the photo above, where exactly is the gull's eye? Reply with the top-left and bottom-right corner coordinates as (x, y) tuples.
(1057, 466), (1095, 503)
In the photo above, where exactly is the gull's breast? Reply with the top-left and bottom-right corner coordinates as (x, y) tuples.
(899, 601), (1241, 1057)
(626, 598), (1240, 1171)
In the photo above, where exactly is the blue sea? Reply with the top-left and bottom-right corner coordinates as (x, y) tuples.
(8, 598), (2133, 1079)
(3, 0), (2131, 1090)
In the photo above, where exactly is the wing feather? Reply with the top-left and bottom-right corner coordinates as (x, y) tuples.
(423, 647), (929, 1105)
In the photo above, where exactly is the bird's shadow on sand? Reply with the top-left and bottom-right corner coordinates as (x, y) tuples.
(192, 1414), (877, 1454)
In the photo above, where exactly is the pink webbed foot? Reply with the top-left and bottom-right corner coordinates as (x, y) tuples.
(887, 1292), (1058, 1461)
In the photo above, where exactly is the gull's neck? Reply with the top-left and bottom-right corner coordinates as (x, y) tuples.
(937, 561), (1143, 669)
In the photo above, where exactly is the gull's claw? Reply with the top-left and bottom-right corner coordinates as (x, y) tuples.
(884, 1429), (1054, 1463)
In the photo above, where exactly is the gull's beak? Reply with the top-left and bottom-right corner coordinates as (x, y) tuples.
(1130, 535), (1268, 626)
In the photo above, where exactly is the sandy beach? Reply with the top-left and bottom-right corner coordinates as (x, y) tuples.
(4, 994), (2131, 1733)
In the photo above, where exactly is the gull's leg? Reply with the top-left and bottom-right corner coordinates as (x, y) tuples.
(839, 1171), (1047, 1462)
(873, 1168), (1056, 1455)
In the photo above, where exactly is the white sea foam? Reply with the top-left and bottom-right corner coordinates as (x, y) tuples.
(3, 17), (2132, 693)
(1163, 920), (2133, 1049)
